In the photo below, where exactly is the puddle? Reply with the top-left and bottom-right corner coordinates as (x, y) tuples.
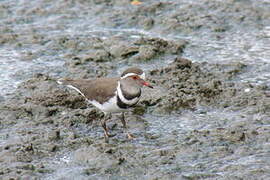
(0, 48), (65, 96)
(0, 48), (30, 96)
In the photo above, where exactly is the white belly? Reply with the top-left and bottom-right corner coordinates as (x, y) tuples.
(87, 82), (141, 113)
(88, 95), (127, 113)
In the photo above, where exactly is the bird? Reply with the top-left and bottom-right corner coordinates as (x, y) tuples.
(57, 67), (153, 141)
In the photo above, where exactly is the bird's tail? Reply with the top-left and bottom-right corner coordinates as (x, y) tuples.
(57, 78), (72, 85)
(56, 78), (85, 97)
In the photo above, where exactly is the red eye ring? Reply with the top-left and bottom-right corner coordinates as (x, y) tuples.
(133, 76), (138, 80)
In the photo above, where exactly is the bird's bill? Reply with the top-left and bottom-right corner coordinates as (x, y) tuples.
(142, 81), (153, 88)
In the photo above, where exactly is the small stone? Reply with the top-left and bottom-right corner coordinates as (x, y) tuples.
(244, 88), (251, 92)
(47, 129), (60, 141)
(47, 144), (58, 152)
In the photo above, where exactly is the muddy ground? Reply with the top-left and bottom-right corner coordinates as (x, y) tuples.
(0, 0), (270, 179)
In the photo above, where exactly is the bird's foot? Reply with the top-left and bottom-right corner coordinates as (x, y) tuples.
(104, 131), (116, 138)
(104, 132), (116, 143)
(126, 132), (135, 140)
(107, 133), (116, 137)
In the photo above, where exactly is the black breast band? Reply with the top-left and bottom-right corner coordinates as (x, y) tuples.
(117, 95), (138, 109)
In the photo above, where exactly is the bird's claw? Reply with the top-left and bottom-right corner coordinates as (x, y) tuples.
(127, 133), (135, 140)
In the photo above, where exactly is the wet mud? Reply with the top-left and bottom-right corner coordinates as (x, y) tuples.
(0, 0), (270, 179)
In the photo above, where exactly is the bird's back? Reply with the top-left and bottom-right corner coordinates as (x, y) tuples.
(58, 77), (119, 104)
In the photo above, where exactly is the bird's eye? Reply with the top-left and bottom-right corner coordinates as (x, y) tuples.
(133, 76), (138, 80)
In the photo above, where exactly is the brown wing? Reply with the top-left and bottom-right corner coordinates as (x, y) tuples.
(60, 78), (119, 104)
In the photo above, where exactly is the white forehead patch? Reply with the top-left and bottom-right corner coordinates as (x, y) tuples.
(121, 73), (138, 79)
(121, 72), (146, 80)
(140, 72), (146, 80)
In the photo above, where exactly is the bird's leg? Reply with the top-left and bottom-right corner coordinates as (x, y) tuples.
(101, 113), (113, 141)
(120, 112), (135, 139)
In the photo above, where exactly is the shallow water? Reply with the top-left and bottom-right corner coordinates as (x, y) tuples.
(182, 27), (270, 86)
(1, 20), (269, 96)
(1, 26), (269, 97)
(0, 48), (65, 96)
